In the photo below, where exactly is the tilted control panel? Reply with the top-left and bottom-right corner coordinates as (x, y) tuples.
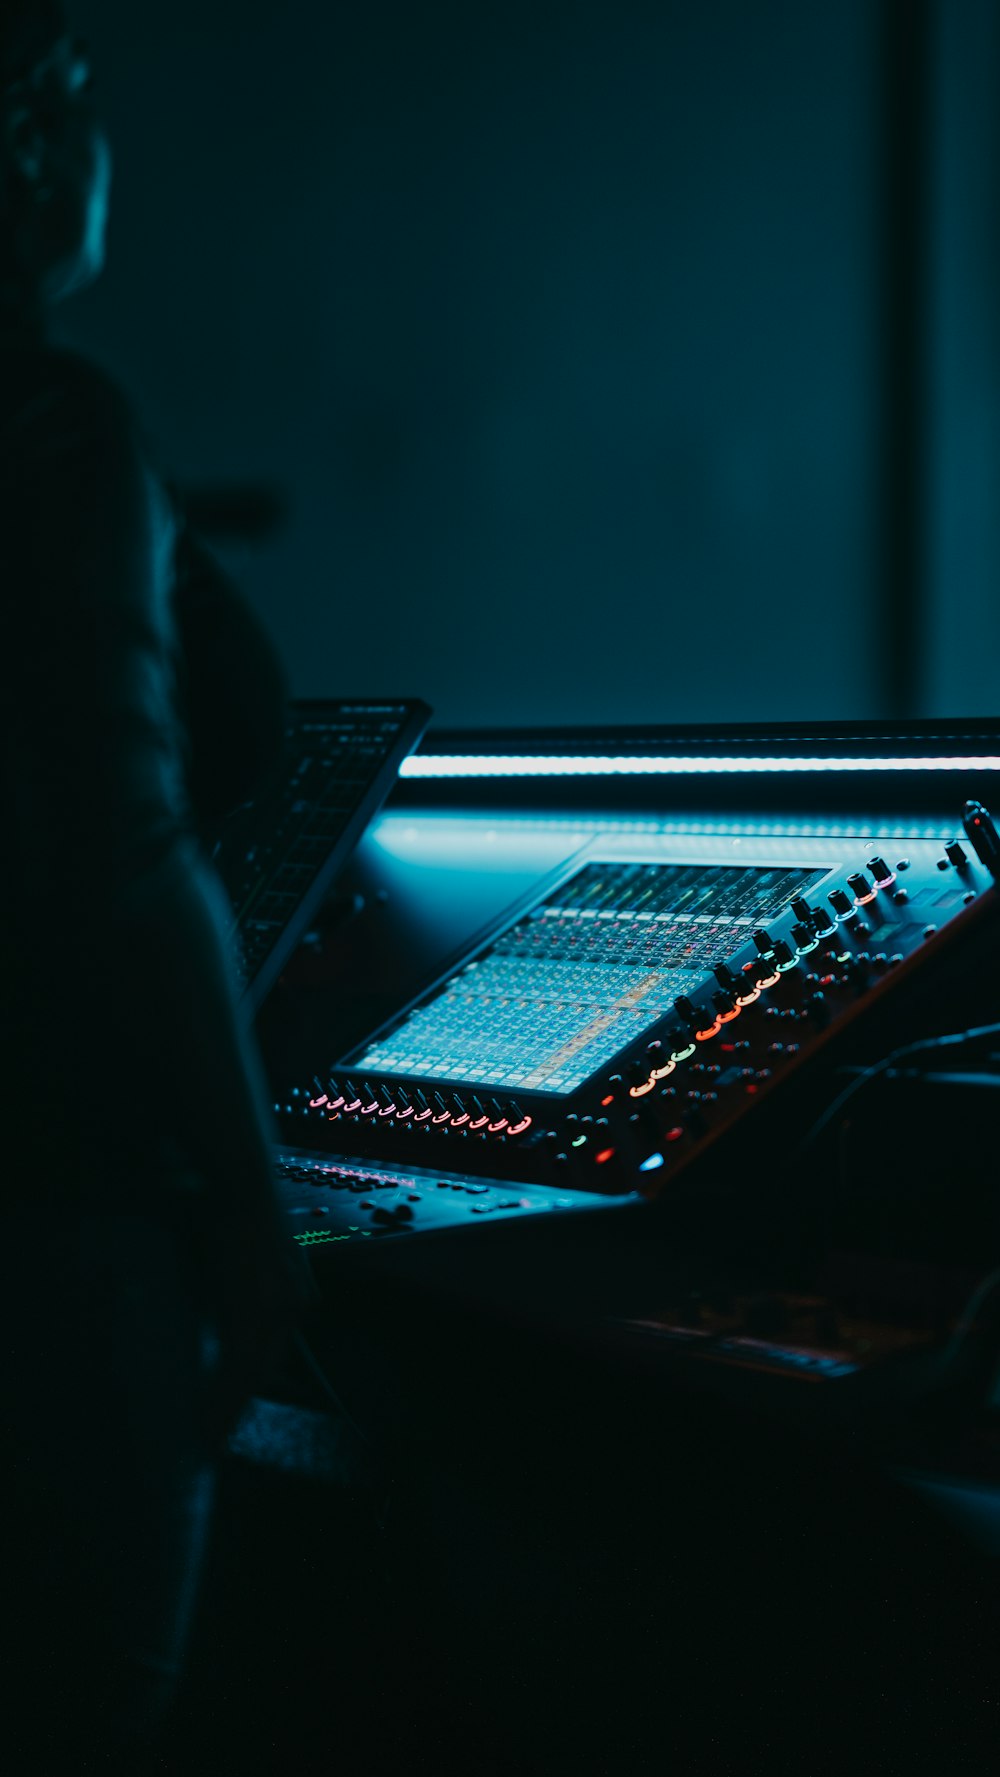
(276, 802), (1000, 1200)
(275, 1150), (635, 1250)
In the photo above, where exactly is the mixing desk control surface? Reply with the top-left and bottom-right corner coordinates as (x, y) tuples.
(279, 802), (1000, 1199)
(213, 697), (429, 1007)
(275, 1150), (634, 1248)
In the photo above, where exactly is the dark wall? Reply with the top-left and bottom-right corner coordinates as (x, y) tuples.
(57, 1), (995, 730)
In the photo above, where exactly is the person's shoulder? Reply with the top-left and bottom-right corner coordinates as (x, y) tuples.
(3, 345), (137, 448)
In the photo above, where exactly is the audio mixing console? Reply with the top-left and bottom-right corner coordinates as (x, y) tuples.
(275, 799), (1000, 1231)
(213, 697), (429, 1007)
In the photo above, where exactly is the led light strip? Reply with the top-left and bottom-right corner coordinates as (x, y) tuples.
(400, 753), (1000, 779)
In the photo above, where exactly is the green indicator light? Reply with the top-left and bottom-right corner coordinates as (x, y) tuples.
(571, 1135), (587, 1148)
(347, 1225), (359, 1231)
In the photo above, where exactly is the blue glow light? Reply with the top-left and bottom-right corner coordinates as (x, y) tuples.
(400, 753), (1000, 780)
(639, 1152), (665, 1171)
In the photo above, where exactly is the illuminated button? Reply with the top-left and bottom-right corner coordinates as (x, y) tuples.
(595, 1148), (615, 1165)
(451, 1111), (470, 1127)
(650, 1057), (676, 1081)
(507, 1116), (533, 1136)
(891, 887), (909, 904)
(772, 940), (796, 971)
(791, 922), (817, 954)
(468, 1115), (490, 1131)
(487, 1118), (509, 1134)
(695, 1018), (722, 1041)
(810, 907), (836, 937)
(735, 977), (760, 1006)
(848, 872), (877, 905)
(754, 966), (781, 990)
(308, 1093), (329, 1109)
(670, 1038), (697, 1061)
(629, 1075), (657, 1098)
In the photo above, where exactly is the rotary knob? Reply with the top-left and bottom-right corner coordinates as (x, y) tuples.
(963, 801), (1000, 875)
(868, 857), (893, 885)
(828, 888), (853, 918)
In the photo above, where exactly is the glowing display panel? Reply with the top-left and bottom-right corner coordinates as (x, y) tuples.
(353, 860), (828, 1096)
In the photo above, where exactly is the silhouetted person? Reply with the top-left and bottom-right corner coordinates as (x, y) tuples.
(0, 5), (303, 1765)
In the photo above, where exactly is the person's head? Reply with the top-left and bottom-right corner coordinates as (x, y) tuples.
(1, 2), (111, 311)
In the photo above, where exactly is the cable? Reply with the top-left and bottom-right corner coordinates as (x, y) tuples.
(798, 1020), (1000, 1158)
